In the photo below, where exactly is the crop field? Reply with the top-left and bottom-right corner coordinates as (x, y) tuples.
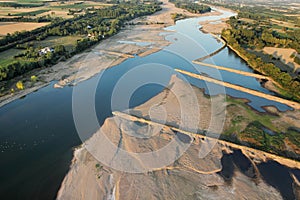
(0, 1), (110, 19)
(0, 22), (49, 36)
(263, 47), (300, 71)
(51, 3), (103, 9)
(49, 1), (110, 11)
(12, 9), (50, 16)
(0, 2), (44, 8)
(2, 8), (72, 19)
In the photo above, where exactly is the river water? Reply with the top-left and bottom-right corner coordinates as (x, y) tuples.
(0, 8), (294, 199)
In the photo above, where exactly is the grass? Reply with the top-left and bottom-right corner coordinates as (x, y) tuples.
(239, 121), (285, 152)
(52, 4), (96, 9)
(12, 9), (50, 16)
(225, 96), (278, 131)
(0, 1), (109, 19)
(0, 2), (44, 8)
(51, 2), (108, 10)
(0, 48), (24, 66)
(0, 35), (81, 68)
(15, 0), (47, 3)
(33, 36), (82, 51)
(222, 95), (300, 158)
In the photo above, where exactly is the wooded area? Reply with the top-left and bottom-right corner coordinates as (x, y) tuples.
(0, 1), (162, 82)
(169, 0), (211, 14)
(221, 6), (300, 101)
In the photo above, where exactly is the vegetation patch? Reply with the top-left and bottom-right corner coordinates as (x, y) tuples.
(12, 9), (50, 16)
(221, 7), (300, 102)
(0, 1), (162, 83)
(0, 2), (44, 8)
(169, 0), (211, 14)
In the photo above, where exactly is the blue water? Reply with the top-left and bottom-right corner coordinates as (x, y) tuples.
(0, 8), (293, 200)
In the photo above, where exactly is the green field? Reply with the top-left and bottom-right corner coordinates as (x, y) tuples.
(0, 36), (81, 67)
(0, 1), (110, 19)
(51, 3), (106, 9)
(0, 48), (24, 66)
(0, 2), (44, 8)
(13, 0), (48, 3)
(12, 9), (50, 16)
(34, 36), (82, 51)
(220, 96), (300, 157)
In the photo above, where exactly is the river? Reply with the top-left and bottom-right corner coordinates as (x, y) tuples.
(0, 8), (294, 199)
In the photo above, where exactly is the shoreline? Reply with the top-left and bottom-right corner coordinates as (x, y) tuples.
(57, 74), (299, 199)
(0, 0), (222, 109)
(224, 40), (300, 101)
(0, 24), (163, 108)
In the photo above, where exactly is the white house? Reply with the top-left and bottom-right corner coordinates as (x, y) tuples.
(39, 47), (54, 56)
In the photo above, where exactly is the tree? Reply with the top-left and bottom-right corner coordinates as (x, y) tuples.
(31, 75), (37, 82)
(16, 81), (24, 90)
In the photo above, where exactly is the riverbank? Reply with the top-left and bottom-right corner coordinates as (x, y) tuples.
(0, 0), (224, 109)
(195, 7), (300, 102)
(199, 18), (230, 34)
(57, 74), (300, 199)
(0, 26), (167, 107)
(225, 43), (297, 99)
(198, 6), (234, 35)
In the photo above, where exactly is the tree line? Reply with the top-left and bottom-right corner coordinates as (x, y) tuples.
(220, 5), (300, 101)
(0, 2), (44, 8)
(222, 27), (300, 101)
(169, 0), (211, 14)
(226, 16), (300, 53)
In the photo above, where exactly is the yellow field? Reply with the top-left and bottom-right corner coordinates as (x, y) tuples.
(270, 19), (298, 29)
(0, 6), (70, 19)
(0, 22), (49, 36)
(36, 10), (72, 19)
(263, 47), (300, 71)
(0, 7), (40, 17)
(0, 1), (111, 19)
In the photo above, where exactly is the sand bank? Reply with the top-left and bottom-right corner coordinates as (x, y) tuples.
(57, 74), (289, 200)
(193, 60), (270, 80)
(176, 69), (300, 110)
